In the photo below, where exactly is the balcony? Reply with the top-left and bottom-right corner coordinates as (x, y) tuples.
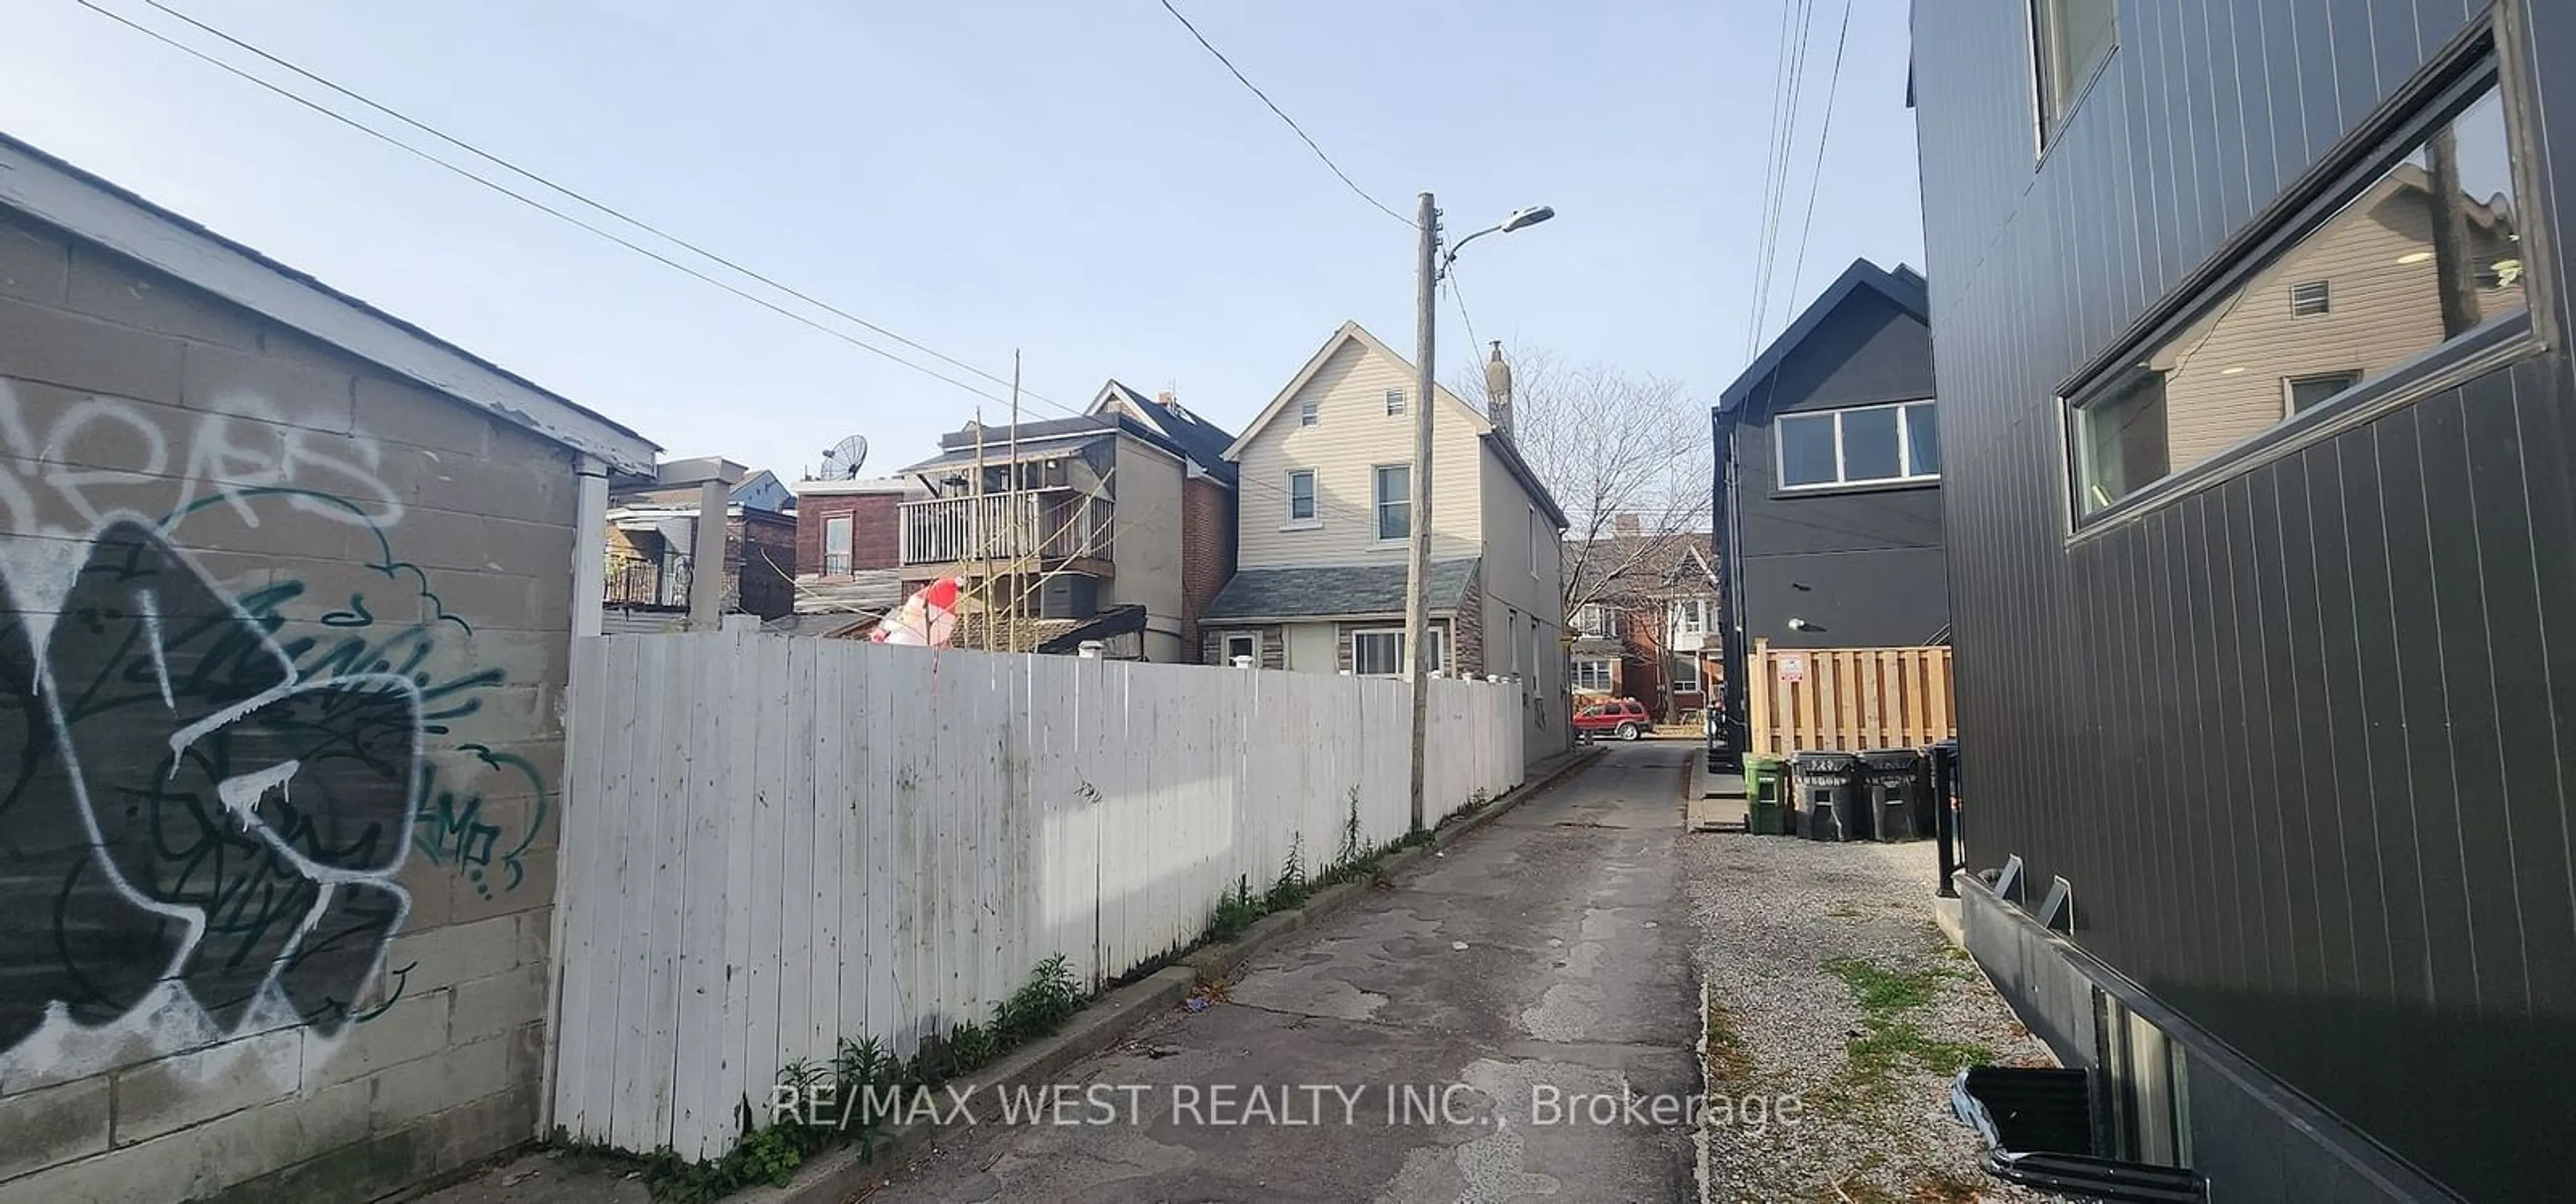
(898, 491), (1112, 569)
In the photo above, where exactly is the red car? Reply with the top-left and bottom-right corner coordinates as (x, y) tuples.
(1573, 698), (1652, 742)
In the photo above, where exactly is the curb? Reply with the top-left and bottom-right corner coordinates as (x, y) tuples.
(750, 745), (1602, 1204)
(743, 965), (1197, 1204)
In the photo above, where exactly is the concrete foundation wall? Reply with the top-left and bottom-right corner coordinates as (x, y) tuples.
(0, 207), (577, 1201)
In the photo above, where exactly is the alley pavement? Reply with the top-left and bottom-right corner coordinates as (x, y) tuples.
(870, 742), (1701, 1203)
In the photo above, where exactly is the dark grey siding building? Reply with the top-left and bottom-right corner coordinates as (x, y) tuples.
(1712, 260), (1948, 751)
(1912, 1), (2574, 1199)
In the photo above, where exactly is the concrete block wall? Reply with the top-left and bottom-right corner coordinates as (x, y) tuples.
(0, 207), (578, 1201)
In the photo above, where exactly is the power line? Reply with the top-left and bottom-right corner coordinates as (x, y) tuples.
(1743, 0), (1819, 359)
(1779, 0), (1854, 334)
(1155, 0), (1410, 225)
(81, 0), (1075, 417)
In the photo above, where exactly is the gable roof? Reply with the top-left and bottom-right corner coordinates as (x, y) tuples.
(0, 132), (657, 472)
(1225, 321), (1491, 459)
(1717, 258), (1931, 415)
(1092, 380), (1239, 484)
(1228, 321), (1569, 529)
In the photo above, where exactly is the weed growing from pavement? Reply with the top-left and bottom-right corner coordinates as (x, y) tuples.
(550, 955), (1089, 1202)
(1817, 957), (1992, 1104)
(1703, 996), (1754, 1083)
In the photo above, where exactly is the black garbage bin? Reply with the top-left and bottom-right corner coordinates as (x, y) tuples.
(1858, 749), (1927, 841)
(1790, 753), (1860, 841)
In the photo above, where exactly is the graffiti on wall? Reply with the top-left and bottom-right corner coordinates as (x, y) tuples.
(0, 380), (552, 1074)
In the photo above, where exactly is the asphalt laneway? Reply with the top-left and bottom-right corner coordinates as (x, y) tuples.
(869, 741), (1703, 1203)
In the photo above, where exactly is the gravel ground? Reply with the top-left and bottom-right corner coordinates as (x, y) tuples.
(1682, 831), (2055, 1204)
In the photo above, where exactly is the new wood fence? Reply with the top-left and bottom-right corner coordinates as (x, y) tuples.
(1746, 638), (1955, 756)
(547, 631), (1525, 1159)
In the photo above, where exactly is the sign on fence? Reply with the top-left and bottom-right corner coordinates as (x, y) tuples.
(1746, 638), (1953, 756)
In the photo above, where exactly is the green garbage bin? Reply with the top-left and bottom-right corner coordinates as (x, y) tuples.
(1744, 756), (1788, 835)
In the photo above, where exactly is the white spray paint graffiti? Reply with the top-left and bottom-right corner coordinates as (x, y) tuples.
(0, 378), (541, 1088)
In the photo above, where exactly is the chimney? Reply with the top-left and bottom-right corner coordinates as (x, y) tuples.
(1483, 341), (1514, 441)
(1613, 512), (1642, 538)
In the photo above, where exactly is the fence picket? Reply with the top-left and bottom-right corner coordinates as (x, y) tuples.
(553, 637), (1529, 1158)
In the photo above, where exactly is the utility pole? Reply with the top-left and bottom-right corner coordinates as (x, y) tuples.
(1008, 350), (1022, 652)
(1406, 191), (1439, 832)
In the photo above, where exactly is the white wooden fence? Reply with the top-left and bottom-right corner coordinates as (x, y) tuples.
(547, 631), (1525, 1158)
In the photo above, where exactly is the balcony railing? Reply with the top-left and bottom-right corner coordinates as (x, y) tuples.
(898, 491), (1111, 567)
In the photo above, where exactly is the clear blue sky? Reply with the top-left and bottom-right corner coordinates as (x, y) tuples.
(1, 1), (1924, 479)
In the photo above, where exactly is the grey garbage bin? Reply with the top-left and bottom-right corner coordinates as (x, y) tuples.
(1858, 749), (1927, 841)
(1790, 753), (1861, 841)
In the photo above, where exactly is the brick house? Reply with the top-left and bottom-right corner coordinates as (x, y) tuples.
(783, 474), (912, 631)
(0, 130), (656, 1200)
(1565, 528), (1721, 722)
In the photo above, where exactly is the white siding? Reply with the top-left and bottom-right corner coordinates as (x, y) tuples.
(1236, 339), (1484, 568)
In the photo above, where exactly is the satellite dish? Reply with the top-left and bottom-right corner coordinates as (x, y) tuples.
(819, 435), (869, 480)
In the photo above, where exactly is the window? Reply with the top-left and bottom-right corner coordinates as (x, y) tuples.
(1287, 470), (1316, 523)
(1299, 398), (1320, 427)
(1351, 626), (1446, 675)
(2033, 0), (2116, 146)
(1675, 599), (1710, 635)
(1222, 632), (1259, 665)
(1373, 464), (1411, 541)
(1776, 401), (1940, 489)
(1572, 603), (1613, 638)
(2071, 83), (2526, 518)
(1672, 656), (1702, 692)
(1572, 658), (1614, 692)
(1385, 388), (1407, 415)
(823, 514), (853, 576)
(1527, 505), (1540, 579)
(2284, 371), (2361, 414)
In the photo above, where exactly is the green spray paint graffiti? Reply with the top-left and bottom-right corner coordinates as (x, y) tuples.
(166, 487), (554, 901)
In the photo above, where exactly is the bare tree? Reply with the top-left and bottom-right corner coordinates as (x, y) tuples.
(1456, 349), (1712, 616)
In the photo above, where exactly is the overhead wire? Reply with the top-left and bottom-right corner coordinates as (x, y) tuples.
(80, 0), (1078, 417)
(1155, 0), (1412, 226)
(1778, 0), (1856, 330)
(1743, 0), (1819, 358)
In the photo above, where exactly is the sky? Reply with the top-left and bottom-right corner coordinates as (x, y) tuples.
(0, 0), (1925, 482)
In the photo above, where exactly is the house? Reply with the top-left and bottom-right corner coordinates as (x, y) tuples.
(1709, 257), (1947, 758)
(602, 461), (798, 626)
(1199, 321), (1572, 757)
(784, 472), (913, 633)
(1913, 2), (2563, 1199)
(0, 131), (656, 1201)
(887, 381), (1235, 662)
(1564, 525), (1721, 722)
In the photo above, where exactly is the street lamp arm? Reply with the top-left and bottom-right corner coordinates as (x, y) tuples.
(1439, 224), (1507, 278)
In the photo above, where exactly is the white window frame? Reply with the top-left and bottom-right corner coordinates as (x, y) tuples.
(1372, 463), (1411, 543)
(1572, 602), (1613, 638)
(1285, 469), (1318, 525)
(1350, 626), (1446, 675)
(1222, 631), (1260, 665)
(2280, 370), (2361, 416)
(1675, 598), (1710, 635)
(1671, 655), (1702, 692)
(1298, 398), (1320, 427)
(1385, 388), (1407, 415)
(1527, 504), (1540, 578)
(1775, 400), (1940, 490)
(823, 514), (853, 576)
(1572, 657), (1614, 692)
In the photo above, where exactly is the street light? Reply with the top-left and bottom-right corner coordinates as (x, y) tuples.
(1407, 193), (1556, 832)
